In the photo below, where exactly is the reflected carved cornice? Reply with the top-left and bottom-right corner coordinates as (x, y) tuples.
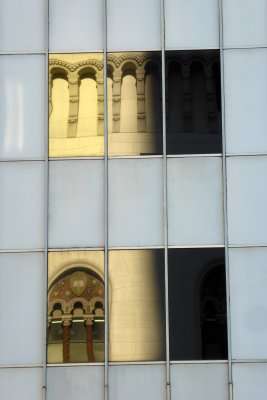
(49, 58), (104, 72)
(166, 50), (219, 67)
(107, 52), (161, 68)
(49, 53), (162, 75)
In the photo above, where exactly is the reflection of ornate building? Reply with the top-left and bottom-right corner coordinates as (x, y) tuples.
(49, 53), (162, 156)
(48, 249), (226, 363)
(49, 51), (220, 157)
(48, 269), (104, 363)
(48, 250), (166, 363)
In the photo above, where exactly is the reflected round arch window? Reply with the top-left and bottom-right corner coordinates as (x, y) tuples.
(47, 268), (104, 363)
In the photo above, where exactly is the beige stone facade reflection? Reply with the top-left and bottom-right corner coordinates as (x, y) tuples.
(49, 54), (104, 157)
(48, 250), (165, 362)
(108, 249), (165, 361)
(49, 53), (162, 157)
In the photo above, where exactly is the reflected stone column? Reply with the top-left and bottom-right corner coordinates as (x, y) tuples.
(112, 70), (122, 133)
(181, 66), (192, 132)
(49, 72), (53, 117)
(62, 319), (71, 363)
(136, 67), (146, 132)
(96, 72), (104, 136)
(67, 72), (79, 138)
(85, 319), (95, 362)
(204, 65), (217, 133)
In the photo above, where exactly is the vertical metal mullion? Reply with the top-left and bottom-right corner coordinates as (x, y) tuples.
(42, 0), (49, 399)
(219, 0), (233, 398)
(103, 0), (109, 399)
(161, 0), (170, 399)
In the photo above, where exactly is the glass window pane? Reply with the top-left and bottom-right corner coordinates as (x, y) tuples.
(165, 0), (219, 49)
(108, 158), (163, 247)
(168, 248), (227, 360)
(0, 162), (44, 250)
(109, 250), (165, 361)
(167, 157), (224, 246)
(49, 0), (103, 52)
(0, 368), (42, 400)
(225, 49), (267, 154)
(107, 0), (161, 51)
(229, 248), (267, 359)
(0, 253), (44, 365)
(0, 0), (44, 52)
(171, 364), (228, 400)
(108, 52), (162, 156)
(227, 156), (267, 245)
(0, 56), (45, 159)
(49, 160), (104, 248)
(109, 365), (166, 400)
(166, 51), (222, 155)
(48, 251), (104, 364)
(233, 364), (267, 400)
(49, 53), (104, 157)
(223, 0), (267, 48)
(47, 366), (104, 400)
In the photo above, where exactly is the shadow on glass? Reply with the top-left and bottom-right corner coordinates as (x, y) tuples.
(168, 248), (228, 360)
(47, 251), (104, 363)
(166, 50), (222, 155)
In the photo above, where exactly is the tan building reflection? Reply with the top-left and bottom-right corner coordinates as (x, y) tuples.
(48, 251), (105, 363)
(49, 54), (104, 157)
(47, 250), (165, 363)
(49, 53), (162, 157)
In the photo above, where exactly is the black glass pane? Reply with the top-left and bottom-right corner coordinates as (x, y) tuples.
(168, 248), (228, 360)
(166, 50), (222, 155)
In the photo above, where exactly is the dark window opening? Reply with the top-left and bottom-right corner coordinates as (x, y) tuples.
(166, 50), (222, 155)
(168, 248), (228, 360)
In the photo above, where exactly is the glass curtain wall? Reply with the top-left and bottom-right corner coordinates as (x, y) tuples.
(47, 0), (227, 369)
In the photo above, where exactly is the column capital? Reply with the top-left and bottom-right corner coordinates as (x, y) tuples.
(62, 319), (71, 327)
(85, 318), (94, 326)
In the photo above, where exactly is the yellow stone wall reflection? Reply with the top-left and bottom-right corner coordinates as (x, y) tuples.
(49, 54), (104, 157)
(49, 52), (162, 157)
(48, 250), (165, 362)
(109, 249), (165, 361)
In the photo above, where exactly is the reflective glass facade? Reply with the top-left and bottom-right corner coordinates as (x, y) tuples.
(1, 1), (267, 399)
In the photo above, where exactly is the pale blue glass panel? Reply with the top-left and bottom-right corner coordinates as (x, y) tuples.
(0, 56), (45, 159)
(227, 156), (267, 245)
(233, 363), (267, 400)
(47, 366), (104, 400)
(0, 253), (44, 364)
(0, 368), (42, 400)
(0, 162), (44, 250)
(171, 363), (228, 400)
(108, 158), (164, 247)
(223, 0), (267, 47)
(109, 365), (166, 400)
(49, 160), (104, 248)
(49, 0), (103, 52)
(0, 0), (44, 52)
(229, 247), (267, 359)
(107, 0), (161, 51)
(168, 157), (224, 246)
(165, 0), (219, 49)
(225, 49), (267, 154)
